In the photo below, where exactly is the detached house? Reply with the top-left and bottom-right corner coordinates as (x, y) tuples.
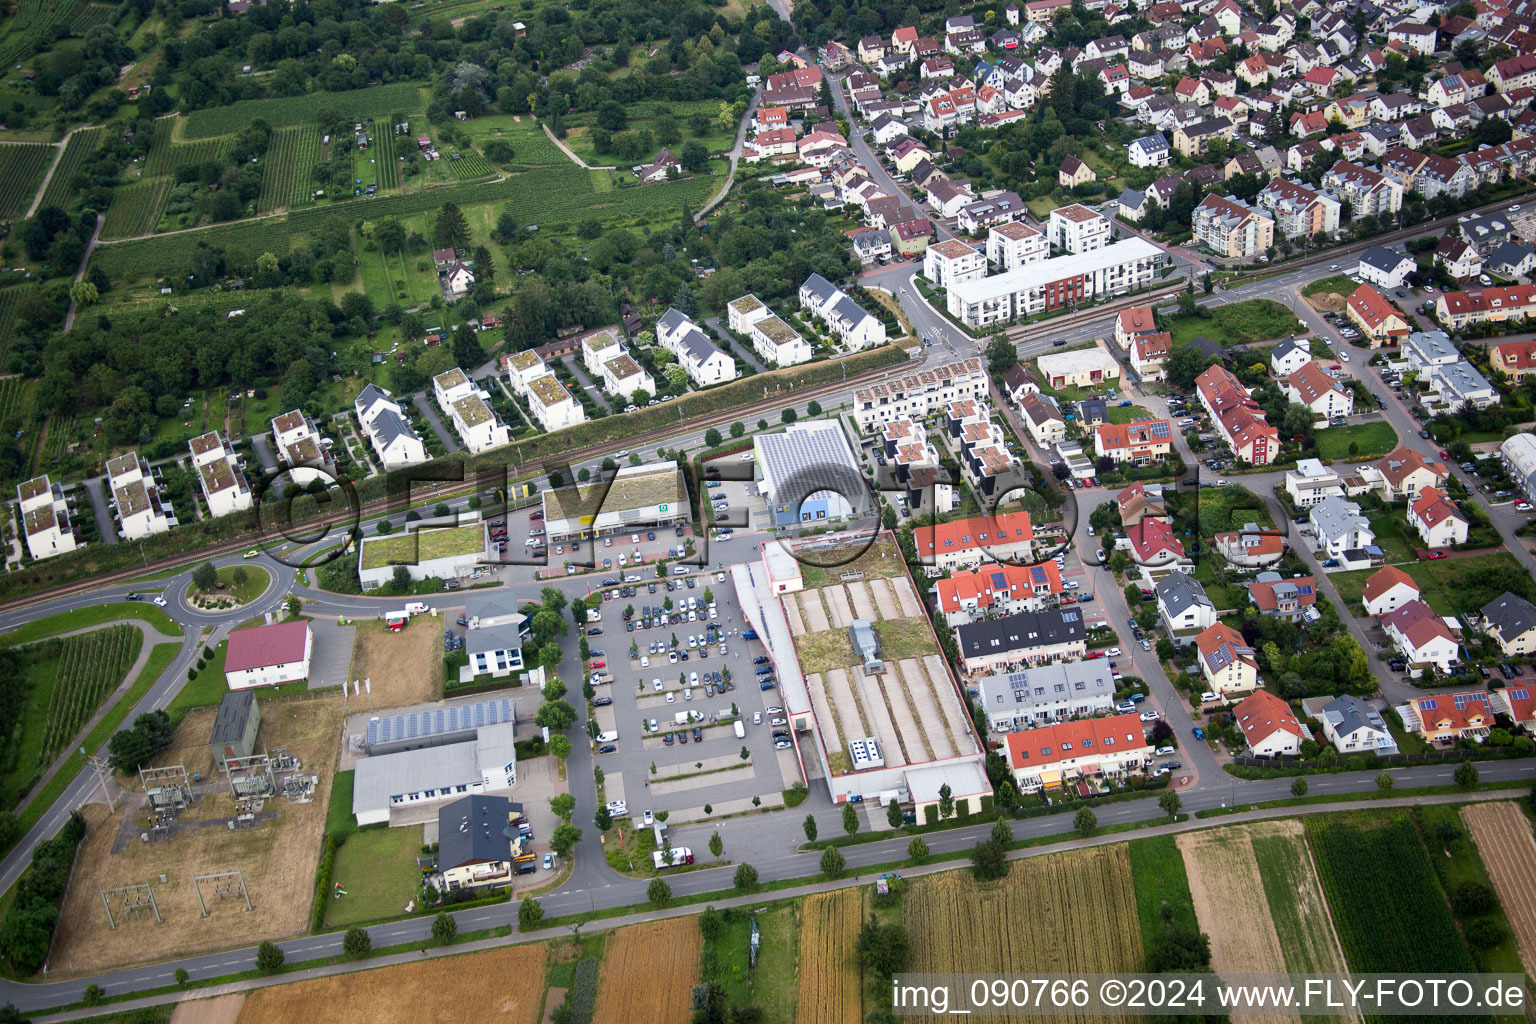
(1248, 573), (1317, 621)
(1481, 592), (1536, 657)
(1285, 362), (1354, 421)
(1234, 690), (1305, 757)
(1361, 565), (1421, 616)
(1156, 573), (1218, 640)
(1376, 446), (1449, 502)
(1307, 694), (1397, 755)
(1384, 600), (1460, 674)
(1402, 690), (1491, 744)
(1195, 622), (1260, 696)
(1408, 487), (1468, 548)
(1345, 284), (1410, 346)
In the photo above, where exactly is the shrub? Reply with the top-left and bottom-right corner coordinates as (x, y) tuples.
(342, 926), (371, 958)
(819, 847), (847, 878)
(256, 940), (285, 973)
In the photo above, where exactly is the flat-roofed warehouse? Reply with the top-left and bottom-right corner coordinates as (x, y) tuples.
(540, 462), (688, 542)
(753, 421), (869, 528)
(357, 519), (488, 589)
(351, 697), (519, 826)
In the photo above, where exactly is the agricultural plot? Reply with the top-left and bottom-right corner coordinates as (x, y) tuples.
(0, 143), (55, 218)
(905, 848), (1143, 1024)
(236, 945), (547, 1024)
(102, 178), (173, 240)
(0, 375), (33, 426)
(0, 287), (35, 366)
(1462, 802), (1536, 977)
(145, 136), (227, 178)
(181, 82), (424, 138)
(446, 147), (494, 180)
(38, 126), (103, 211)
(592, 918), (701, 1024)
(39, 625), (138, 766)
(1305, 814), (1479, 976)
(73, 3), (115, 29)
(259, 127), (313, 214)
(0, 0), (88, 72)
(1250, 826), (1354, 979)
(373, 129), (398, 190)
(94, 217), (296, 280)
(799, 889), (865, 1024)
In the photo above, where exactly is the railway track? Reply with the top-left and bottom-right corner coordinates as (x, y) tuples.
(0, 350), (930, 615)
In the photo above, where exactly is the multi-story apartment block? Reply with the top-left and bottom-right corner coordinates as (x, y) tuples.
(1047, 203), (1112, 254)
(986, 221), (1049, 270)
(270, 409), (333, 486)
(1192, 194), (1275, 258)
(106, 451), (173, 540)
(852, 357), (988, 432)
(946, 238), (1166, 328)
(16, 475), (77, 561)
(923, 239), (987, 289)
(188, 431), (253, 518)
(433, 368), (512, 454)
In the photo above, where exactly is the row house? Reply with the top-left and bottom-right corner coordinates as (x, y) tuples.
(1173, 116), (1238, 158)
(935, 559), (1065, 629)
(1004, 714), (1151, 792)
(354, 385), (428, 470)
(797, 273), (886, 352)
(956, 191), (1026, 235)
(851, 357), (987, 433)
(955, 607), (1087, 675)
(1428, 68), (1489, 107)
(1435, 283), (1536, 330)
(655, 308), (738, 386)
(976, 660), (1116, 733)
(1197, 365), (1278, 465)
(916, 511), (1037, 573)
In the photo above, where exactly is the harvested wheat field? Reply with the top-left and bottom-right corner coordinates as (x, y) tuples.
(592, 917), (702, 1024)
(49, 697), (343, 975)
(171, 993), (245, 1024)
(347, 619), (442, 707)
(904, 848), (1142, 1024)
(1462, 802), (1536, 975)
(797, 888), (865, 1024)
(237, 944), (547, 1024)
(1179, 826), (1301, 1024)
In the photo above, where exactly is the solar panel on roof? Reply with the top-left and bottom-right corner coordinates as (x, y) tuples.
(1149, 421), (1171, 439)
(1421, 698), (1437, 709)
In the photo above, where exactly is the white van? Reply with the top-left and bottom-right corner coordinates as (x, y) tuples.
(404, 601), (429, 614)
(733, 720), (746, 738)
(596, 730), (619, 743)
(673, 566), (690, 576)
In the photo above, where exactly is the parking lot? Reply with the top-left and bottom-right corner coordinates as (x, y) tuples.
(585, 563), (801, 825)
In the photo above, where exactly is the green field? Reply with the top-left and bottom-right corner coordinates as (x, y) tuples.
(1104, 404), (1152, 424)
(1195, 483), (1274, 535)
(1329, 552), (1533, 617)
(1126, 835), (1197, 941)
(1312, 420), (1398, 461)
(323, 824), (425, 927)
(1305, 814), (1481, 982)
(1302, 274), (1358, 298)
(259, 126), (321, 214)
(1252, 831), (1350, 975)
(144, 133), (227, 177)
(1413, 805), (1526, 981)
(0, 287), (34, 366)
(0, 143), (54, 218)
(1166, 300), (1302, 349)
(0, 602), (182, 648)
(37, 126), (103, 211)
(181, 82), (425, 138)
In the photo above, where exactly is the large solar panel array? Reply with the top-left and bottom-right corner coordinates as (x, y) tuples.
(760, 424), (863, 507)
(366, 698), (515, 747)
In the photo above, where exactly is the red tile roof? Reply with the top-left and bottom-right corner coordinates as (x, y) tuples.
(1362, 565), (1419, 605)
(225, 621), (310, 673)
(1233, 690), (1304, 747)
(1004, 713), (1150, 772)
(935, 559), (1063, 613)
(915, 512), (1034, 560)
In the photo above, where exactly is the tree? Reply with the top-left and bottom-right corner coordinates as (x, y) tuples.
(1158, 791), (1182, 820)
(69, 280), (98, 307)
(704, 427), (722, 447)
(517, 897), (544, 931)
(1455, 760), (1480, 790)
(887, 800), (905, 829)
(535, 699), (577, 731)
(990, 817), (1012, 847)
(842, 801), (860, 836)
(857, 917), (911, 980)
(549, 734), (572, 760)
(680, 140), (710, 172)
(342, 927), (372, 958)
(819, 847), (847, 877)
(709, 831), (724, 858)
(730, 422), (746, 438)
(594, 805), (612, 832)
(937, 783), (954, 819)
(1450, 881), (1497, 917)
(435, 202), (470, 248)
(907, 836), (929, 863)
(1375, 771), (1394, 793)
(647, 877), (672, 906)
(256, 940), (284, 973)
(734, 863), (759, 891)
(83, 985), (103, 1007)
(803, 813), (818, 843)
(431, 911), (459, 944)
(985, 335), (1018, 375)
(1074, 808), (1098, 836)
(1291, 777), (1308, 797)
(192, 560), (218, 591)
(550, 793), (576, 821)
(550, 823), (582, 856)
(391, 564), (412, 591)
(971, 835), (1009, 879)
(174, 968), (189, 987)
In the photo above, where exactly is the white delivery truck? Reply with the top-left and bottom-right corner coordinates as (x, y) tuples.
(652, 847), (694, 869)
(404, 601), (430, 614)
(733, 720), (745, 738)
(596, 730), (619, 743)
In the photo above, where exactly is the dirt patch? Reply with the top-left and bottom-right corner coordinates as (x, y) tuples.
(171, 993), (246, 1024)
(1178, 826), (1299, 1024)
(49, 697), (343, 975)
(540, 987), (567, 1024)
(1462, 802), (1536, 976)
(347, 619), (442, 708)
(1307, 293), (1347, 313)
(592, 918), (701, 1024)
(238, 945), (547, 1024)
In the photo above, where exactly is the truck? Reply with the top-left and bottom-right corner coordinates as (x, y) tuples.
(384, 612), (408, 631)
(404, 601), (430, 614)
(652, 847), (694, 869)
(733, 720), (746, 739)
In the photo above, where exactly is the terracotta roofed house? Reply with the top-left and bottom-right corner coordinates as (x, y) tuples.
(1233, 690), (1306, 756)
(1361, 565), (1421, 616)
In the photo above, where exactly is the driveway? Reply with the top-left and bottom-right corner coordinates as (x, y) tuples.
(411, 390), (461, 453)
(306, 617), (356, 689)
(81, 475), (118, 544)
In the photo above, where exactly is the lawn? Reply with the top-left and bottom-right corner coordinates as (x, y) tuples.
(197, 565), (270, 606)
(1301, 274), (1358, 298)
(1312, 421), (1399, 461)
(1126, 835), (1198, 942)
(1105, 404), (1152, 424)
(324, 824), (425, 927)
(1329, 552), (1534, 618)
(1365, 513), (1418, 565)
(871, 617), (942, 661)
(1165, 300), (1303, 349)
(166, 639), (308, 719)
(1194, 484), (1274, 535)
(0, 603), (182, 647)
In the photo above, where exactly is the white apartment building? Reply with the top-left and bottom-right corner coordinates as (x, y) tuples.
(506, 350), (549, 397)
(188, 431), (252, 518)
(270, 409), (332, 487)
(106, 451), (173, 540)
(433, 367), (512, 454)
(526, 374), (586, 432)
(852, 357), (988, 432)
(987, 221), (1049, 270)
(923, 239), (987, 289)
(655, 308), (740, 385)
(1047, 204), (1111, 254)
(946, 238), (1166, 328)
(16, 475), (77, 561)
(798, 273), (887, 351)
(354, 384), (429, 469)
(748, 315), (814, 366)
(726, 294), (773, 334)
(600, 353), (656, 399)
(1285, 458), (1344, 506)
(580, 328), (625, 378)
